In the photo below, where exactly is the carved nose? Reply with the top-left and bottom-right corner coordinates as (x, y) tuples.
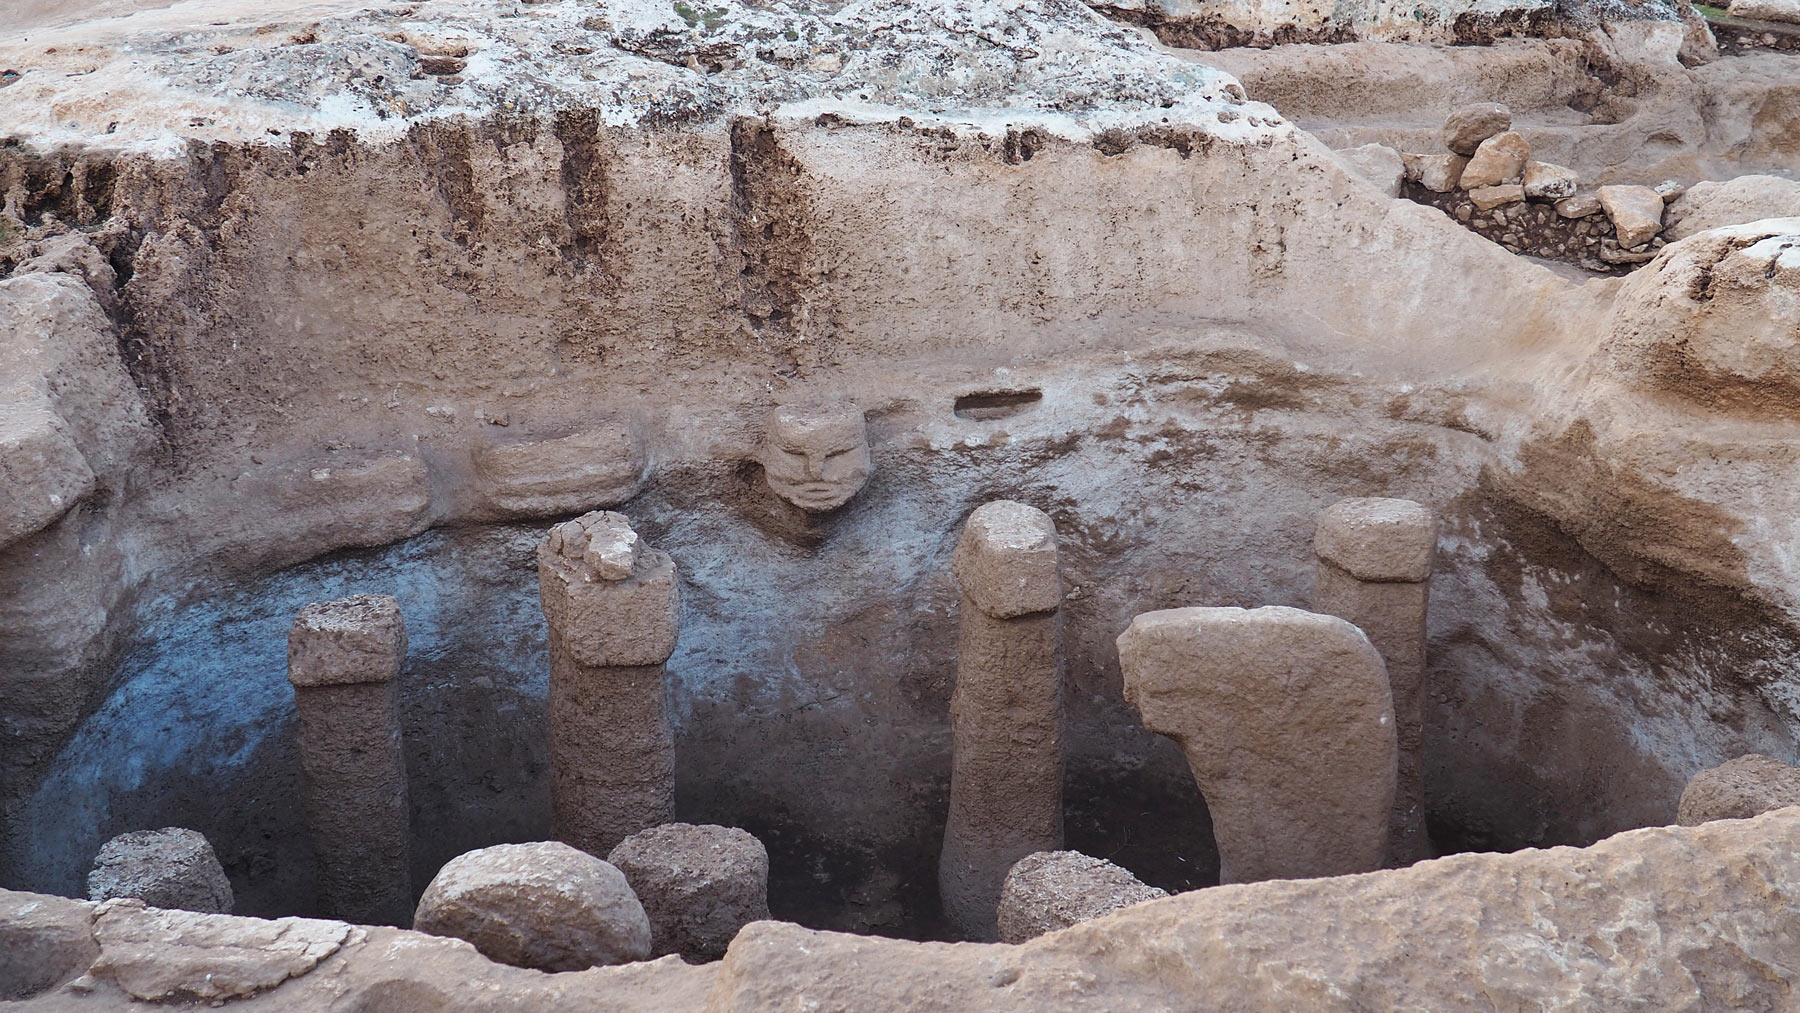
(803, 455), (825, 480)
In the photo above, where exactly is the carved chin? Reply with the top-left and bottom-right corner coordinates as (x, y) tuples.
(771, 479), (863, 512)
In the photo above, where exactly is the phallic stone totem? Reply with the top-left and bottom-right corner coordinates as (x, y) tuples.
(1312, 497), (1438, 865)
(538, 511), (680, 857)
(1117, 605), (1396, 884)
(757, 402), (872, 513)
(939, 500), (1064, 941)
(286, 593), (413, 926)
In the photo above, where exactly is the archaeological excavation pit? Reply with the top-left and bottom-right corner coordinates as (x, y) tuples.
(3, 0), (1800, 1007)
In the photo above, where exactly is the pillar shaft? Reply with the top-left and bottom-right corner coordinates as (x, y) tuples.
(939, 500), (1063, 940)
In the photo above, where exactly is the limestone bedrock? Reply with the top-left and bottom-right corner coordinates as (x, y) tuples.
(1118, 606), (1396, 883)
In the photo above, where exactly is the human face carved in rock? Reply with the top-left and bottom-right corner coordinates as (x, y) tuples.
(758, 404), (872, 513)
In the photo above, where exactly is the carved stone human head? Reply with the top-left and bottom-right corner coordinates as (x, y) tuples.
(758, 402), (872, 513)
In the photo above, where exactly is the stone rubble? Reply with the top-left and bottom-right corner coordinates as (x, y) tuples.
(1597, 185), (1667, 248)
(1458, 131), (1531, 189)
(1440, 103), (1512, 156)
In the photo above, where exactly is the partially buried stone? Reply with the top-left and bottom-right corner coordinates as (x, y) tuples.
(1598, 185), (1665, 248)
(1441, 103), (1512, 157)
(87, 828), (233, 914)
(996, 851), (1167, 944)
(1678, 755), (1800, 825)
(608, 823), (771, 961)
(413, 842), (652, 972)
(1522, 161), (1578, 201)
(1557, 193), (1603, 219)
(1468, 184), (1524, 211)
(1458, 131), (1530, 189)
(1402, 153), (1468, 194)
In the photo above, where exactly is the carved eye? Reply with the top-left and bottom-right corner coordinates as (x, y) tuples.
(823, 447), (856, 461)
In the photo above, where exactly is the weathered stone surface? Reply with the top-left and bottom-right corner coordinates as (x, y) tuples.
(1556, 193), (1603, 218)
(1403, 153), (1468, 193)
(607, 823), (770, 961)
(943, 501), (1064, 940)
(539, 513), (679, 856)
(996, 851), (1167, 944)
(0, 890), (96, 1001)
(1314, 499), (1437, 867)
(1458, 131), (1530, 189)
(1332, 143), (1404, 198)
(1118, 606), (1396, 883)
(1597, 184), (1665, 248)
(1665, 175), (1800, 240)
(1522, 161), (1578, 200)
(471, 417), (649, 520)
(1313, 498), (1438, 583)
(87, 828), (232, 915)
(758, 403), (873, 513)
(1653, 179), (1686, 203)
(1468, 184), (1524, 210)
(1440, 103), (1512, 156)
(539, 514), (681, 668)
(0, 401), (95, 551)
(287, 594), (407, 687)
(951, 501), (1063, 619)
(87, 899), (351, 1002)
(1729, 0), (1800, 22)
(711, 809), (1800, 1011)
(288, 595), (412, 927)
(414, 842), (652, 972)
(1678, 754), (1800, 824)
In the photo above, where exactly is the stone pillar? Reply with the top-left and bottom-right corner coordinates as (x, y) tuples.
(1117, 605), (1396, 884)
(287, 593), (412, 926)
(1312, 497), (1437, 866)
(538, 511), (680, 857)
(938, 500), (1063, 941)
(87, 828), (234, 914)
(997, 850), (1167, 943)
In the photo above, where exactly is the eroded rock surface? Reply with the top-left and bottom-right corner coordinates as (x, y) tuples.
(608, 823), (771, 961)
(1679, 754), (1800, 824)
(87, 899), (353, 1002)
(87, 828), (233, 914)
(996, 850), (1168, 944)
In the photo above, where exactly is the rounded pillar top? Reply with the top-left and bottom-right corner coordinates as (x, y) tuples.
(953, 500), (1061, 619)
(1313, 497), (1438, 583)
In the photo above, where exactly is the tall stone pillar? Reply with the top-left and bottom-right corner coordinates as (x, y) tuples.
(1118, 605), (1395, 884)
(538, 510), (680, 857)
(287, 593), (413, 926)
(938, 501), (1064, 940)
(1313, 497), (1437, 865)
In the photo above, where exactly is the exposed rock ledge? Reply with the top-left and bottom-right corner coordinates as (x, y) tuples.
(8, 808), (1799, 1009)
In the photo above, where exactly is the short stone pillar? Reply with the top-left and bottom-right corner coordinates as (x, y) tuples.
(1312, 497), (1437, 865)
(1679, 755), (1800, 825)
(938, 501), (1064, 941)
(1117, 605), (1396, 884)
(608, 823), (770, 961)
(87, 828), (234, 914)
(413, 841), (651, 971)
(996, 850), (1167, 943)
(538, 511), (680, 857)
(287, 593), (412, 926)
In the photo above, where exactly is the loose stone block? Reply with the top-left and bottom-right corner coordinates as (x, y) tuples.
(287, 594), (412, 926)
(1522, 161), (1578, 200)
(1557, 193), (1603, 218)
(539, 511), (680, 857)
(1313, 498), (1438, 866)
(413, 842), (651, 972)
(1598, 184), (1666, 249)
(1678, 754), (1800, 825)
(607, 823), (770, 961)
(87, 828), (233, 914)
(1458, 131), (1530, 189)
(1403, 153), (1468, 193)
(996, 850), (1167, 944)
(1468, 184), (1524, 211)
(1441, 102), (1512, 156)
(940, 501), (1064, 940)
(1117, 605), (1396, 883)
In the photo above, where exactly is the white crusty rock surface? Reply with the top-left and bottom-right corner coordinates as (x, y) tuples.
(1665, 175), (1800, 241)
